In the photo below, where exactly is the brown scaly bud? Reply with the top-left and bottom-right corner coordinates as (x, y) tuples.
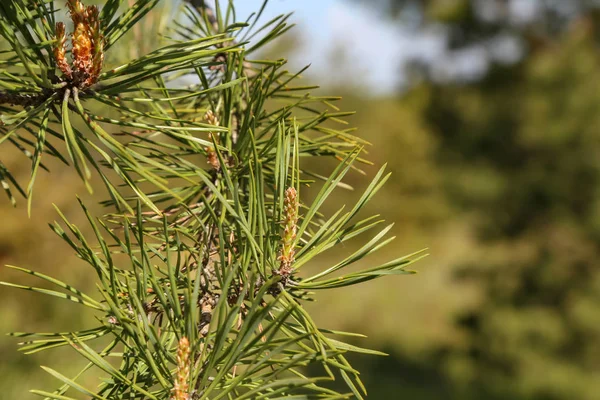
(204, 110), (221, 170)
(172, 337), (191, 400)
(86, 6), (104, 87)
(68, 1), (90, 74)
(278, 187), (299, 276)
(71, 21), (92, 80)
(53, 0), (104, 89)
(54, 23), (72, 79)
(67, 0), (85, 17)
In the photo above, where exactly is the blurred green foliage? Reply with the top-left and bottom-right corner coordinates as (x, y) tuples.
(359, 0), (600, 47)
(329, 2), (600, 399)
(409, 22), (600, 400)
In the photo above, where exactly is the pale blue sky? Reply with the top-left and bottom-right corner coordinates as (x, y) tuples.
(229, 1), (529, 92)
(230, 0), (444, 93)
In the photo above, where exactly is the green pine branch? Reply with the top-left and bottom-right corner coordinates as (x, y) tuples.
(0, 1), (426, 399)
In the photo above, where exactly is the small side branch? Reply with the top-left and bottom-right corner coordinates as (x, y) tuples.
(0, 91), (48, 107)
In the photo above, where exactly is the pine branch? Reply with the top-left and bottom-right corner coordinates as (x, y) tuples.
(0, 1), (426, 398)
(0, 90), (49, 107)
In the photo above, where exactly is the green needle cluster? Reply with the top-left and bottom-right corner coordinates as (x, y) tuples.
(0, 1), (426, 398)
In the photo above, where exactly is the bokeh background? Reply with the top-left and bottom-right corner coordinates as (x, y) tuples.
(2, 0), (600, 398)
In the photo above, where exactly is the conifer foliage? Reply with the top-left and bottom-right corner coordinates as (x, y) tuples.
(0, 1), (425, 398)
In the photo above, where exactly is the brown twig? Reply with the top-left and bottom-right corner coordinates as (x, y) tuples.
(0, 91), (49, 107)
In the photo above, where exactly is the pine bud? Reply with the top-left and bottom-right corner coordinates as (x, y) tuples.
(54, 23), (72, 79)
(53, 0), (104, 88)
(85, 5), (104, 87)
(69, 1), (92, 76)
(204, 110), (221, 170)
(172, 337), (191, 400)
(279, 187), (299, 276)
(67, 0), (85, 15)
(204, 110), (219, 127)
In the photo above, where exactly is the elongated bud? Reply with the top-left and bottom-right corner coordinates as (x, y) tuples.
(68, 0), (90, 74)
(54, 23), (72, 79)
(204, 110), (221, 170)
(55, 0), (104, 88)
(172, 337), (191, 400)
(72, 20), (92, 74)
(279, 187), (299, 275)
(86, 5), (104, 87)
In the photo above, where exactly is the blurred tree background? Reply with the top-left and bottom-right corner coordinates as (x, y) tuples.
(3, 0), (600, 399)
(334, 0), (600, 399)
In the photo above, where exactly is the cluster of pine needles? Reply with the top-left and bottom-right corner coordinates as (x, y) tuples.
(0, 1), (425, 399)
